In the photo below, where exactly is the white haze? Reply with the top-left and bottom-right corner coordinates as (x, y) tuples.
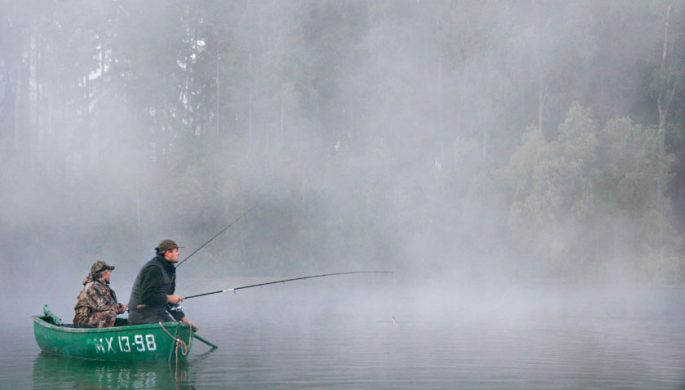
(0, 1), (683, 324)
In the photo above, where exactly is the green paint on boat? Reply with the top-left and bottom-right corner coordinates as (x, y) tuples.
(33, 305), (193, 362)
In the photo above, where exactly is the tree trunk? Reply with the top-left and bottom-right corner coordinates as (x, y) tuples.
(655, 4), (685, 210)
(13, 58), (24, 153)
(537, 78), (547, 137)
(280, 84), (285, 145)
(656, 4), (684, 134)
(216, 50), (221, 137)
(657, 5), (672, 133)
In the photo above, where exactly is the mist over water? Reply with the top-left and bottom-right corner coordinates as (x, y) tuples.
(5, 283), (685, 388)
(2, 1), (685, 388)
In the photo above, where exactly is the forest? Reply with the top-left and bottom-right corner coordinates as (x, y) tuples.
(1, 1), (684, 283)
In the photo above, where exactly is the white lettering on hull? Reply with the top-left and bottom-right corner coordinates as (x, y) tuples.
(94, 334), (157, 354)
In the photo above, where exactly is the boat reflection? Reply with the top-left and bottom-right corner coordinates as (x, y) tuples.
(32, 352), (194, 389)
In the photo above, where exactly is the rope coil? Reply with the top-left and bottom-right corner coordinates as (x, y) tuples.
(159, 321), (189, 367)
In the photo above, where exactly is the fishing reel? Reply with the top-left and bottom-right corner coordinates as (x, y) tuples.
(167, 303), (184, 321)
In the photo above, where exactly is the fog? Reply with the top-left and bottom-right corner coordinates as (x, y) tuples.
(1, 0), (685, 327)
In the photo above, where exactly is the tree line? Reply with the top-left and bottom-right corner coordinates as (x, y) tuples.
(0, 1), (683, 281)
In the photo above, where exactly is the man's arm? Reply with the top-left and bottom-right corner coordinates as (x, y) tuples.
(85, 284), (119, 314)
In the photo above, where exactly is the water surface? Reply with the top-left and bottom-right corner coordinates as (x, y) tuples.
(5, 283), (685, 389)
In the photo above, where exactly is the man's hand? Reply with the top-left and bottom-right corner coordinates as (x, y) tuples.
(181, 317), (198, 332)
(167, 294), (183, 305)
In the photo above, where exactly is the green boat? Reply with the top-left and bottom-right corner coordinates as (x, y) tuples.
(33, 305), (194, 362)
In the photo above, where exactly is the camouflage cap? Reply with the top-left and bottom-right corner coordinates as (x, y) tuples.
(90, 260), (115, 276)
(156, 239), (182, 253)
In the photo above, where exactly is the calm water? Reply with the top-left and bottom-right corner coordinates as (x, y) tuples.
(4, 283), (685, 389)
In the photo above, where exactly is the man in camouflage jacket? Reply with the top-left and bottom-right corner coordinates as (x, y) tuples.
(73, 260), (128, 328)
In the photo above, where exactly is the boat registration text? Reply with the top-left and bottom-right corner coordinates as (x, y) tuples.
(93, 335), (157, 353)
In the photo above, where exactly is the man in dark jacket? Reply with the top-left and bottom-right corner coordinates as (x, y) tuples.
(128, 240), (196, 330)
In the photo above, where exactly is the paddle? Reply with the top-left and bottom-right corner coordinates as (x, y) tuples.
(163, 308), (219, 350)
(193, 332), (218, 350)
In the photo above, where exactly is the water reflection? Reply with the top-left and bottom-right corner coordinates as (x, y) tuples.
(32, 352), (194, 389)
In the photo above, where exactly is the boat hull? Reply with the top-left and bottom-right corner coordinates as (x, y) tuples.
(33, 313), (193, 362)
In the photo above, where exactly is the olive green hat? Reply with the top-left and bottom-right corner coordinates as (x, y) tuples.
(156, 239), (182, 254)
(90, 260), (115, 276)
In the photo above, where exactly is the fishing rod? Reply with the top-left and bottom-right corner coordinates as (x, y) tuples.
(183, 271), (393, 300)
(176, 206), (257, 269)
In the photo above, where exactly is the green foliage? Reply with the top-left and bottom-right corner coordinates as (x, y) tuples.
(505, 103), (680, 279)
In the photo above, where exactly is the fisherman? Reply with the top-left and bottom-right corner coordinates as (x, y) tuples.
(128, 239), (196, 330)
(73, 260), (128, 328)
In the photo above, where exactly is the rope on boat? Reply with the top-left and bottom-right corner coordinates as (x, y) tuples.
(159, 321), (189, 367)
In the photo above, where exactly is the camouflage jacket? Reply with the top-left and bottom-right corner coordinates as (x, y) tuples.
(73, 276), (126, 326)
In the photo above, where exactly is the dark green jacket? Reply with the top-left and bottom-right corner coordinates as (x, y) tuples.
(128, 255), (184, 324)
